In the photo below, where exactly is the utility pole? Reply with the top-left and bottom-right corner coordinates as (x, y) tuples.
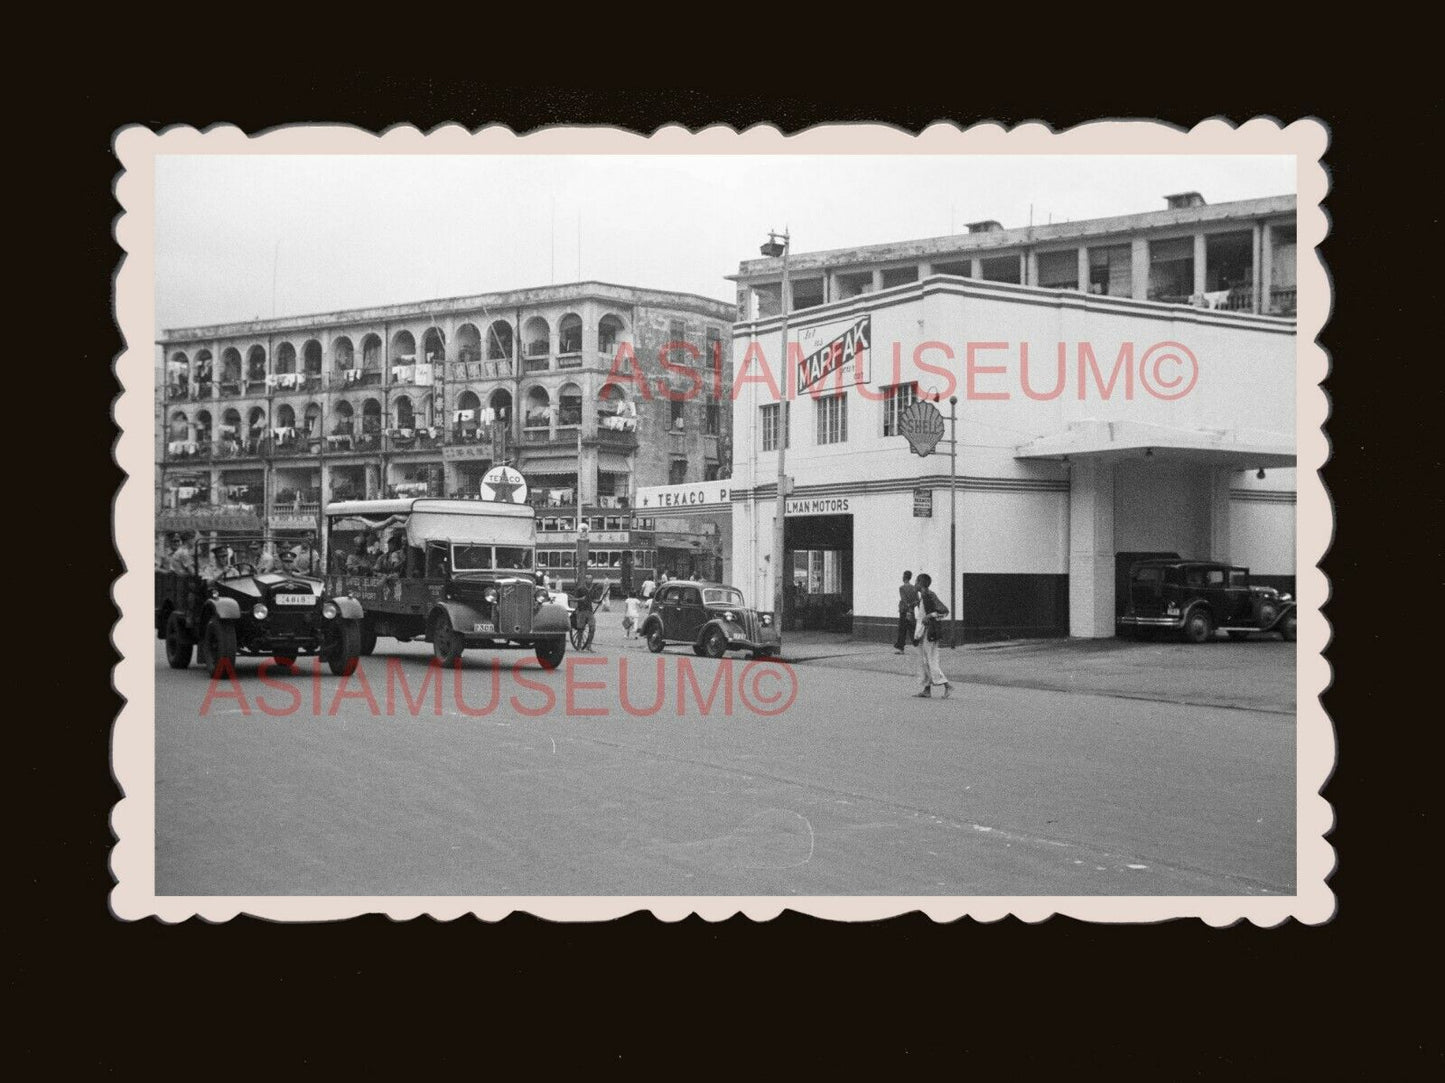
(760, 229), (791, 627)
(949, 395), (959, 647)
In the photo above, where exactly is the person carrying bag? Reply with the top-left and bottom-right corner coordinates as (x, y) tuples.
(911, 573), (952, 699)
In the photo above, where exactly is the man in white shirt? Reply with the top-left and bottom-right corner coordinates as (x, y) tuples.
(640, 576), (656, 600)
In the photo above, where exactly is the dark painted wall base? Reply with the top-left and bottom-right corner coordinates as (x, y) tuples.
(851, 572), (1070, 643)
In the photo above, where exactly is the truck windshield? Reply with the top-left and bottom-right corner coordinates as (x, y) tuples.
(450, 544), (534, 572)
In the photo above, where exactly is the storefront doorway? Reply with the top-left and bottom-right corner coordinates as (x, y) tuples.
(783, 513), (853, 632)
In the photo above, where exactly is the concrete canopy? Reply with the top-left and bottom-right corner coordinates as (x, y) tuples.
(1014, 420), (1295, 469)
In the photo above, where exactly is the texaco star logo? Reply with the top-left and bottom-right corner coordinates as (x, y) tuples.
(480, 465), (527, 504)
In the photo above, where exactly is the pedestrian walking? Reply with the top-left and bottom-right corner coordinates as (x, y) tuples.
(894, 569), (918, 654)
(911, 572), (952, 699)
(623, 591), (643, 639)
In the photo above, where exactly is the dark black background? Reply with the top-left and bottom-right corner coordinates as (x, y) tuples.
(28, 78), (1429, 1072)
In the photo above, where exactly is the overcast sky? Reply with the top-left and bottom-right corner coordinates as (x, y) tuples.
(155, 155), (1293, 330)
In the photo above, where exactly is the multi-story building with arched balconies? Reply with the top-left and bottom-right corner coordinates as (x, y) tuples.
(157, 282), (736, 588)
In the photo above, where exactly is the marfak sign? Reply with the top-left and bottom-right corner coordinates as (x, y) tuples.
(795, 314), (871, 394)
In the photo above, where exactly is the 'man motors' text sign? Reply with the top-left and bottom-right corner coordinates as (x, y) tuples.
(785, 496), (851, 517)
(795, 314), (871, 394)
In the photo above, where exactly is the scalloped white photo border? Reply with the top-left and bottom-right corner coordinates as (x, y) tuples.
(111, 119), (1333, 924)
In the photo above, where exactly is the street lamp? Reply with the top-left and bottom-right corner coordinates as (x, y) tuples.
(762, 229), (790, 628)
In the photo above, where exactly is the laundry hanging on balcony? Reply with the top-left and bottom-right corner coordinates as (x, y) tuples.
(391, 364), (415, 383)
(414, 364), (435, 386)
(342, 368), (364, 385)
(454, 409), (476, 424)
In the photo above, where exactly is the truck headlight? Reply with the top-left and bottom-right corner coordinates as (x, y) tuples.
(724, 611), (736, 624)
(535, 587), (551, 605)
(252, 603), (268, 620)
(321, 601), (339, 620)
(484, 588), (498, 604)
(759, 612), (773, 627)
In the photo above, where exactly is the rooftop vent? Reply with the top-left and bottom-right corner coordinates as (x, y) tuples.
(966, 220), (1003, 233)
(1164, 192), (1207, 210)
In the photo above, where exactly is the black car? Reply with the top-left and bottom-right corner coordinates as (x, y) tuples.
(640, 580), (782, 659)
(156, 543), (364, 676)
(1117, 559), (1297, 644)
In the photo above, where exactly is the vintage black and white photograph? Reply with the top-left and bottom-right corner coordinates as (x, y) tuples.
(112, 122), (1331, 921)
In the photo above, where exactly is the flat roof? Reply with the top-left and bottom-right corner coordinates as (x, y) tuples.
(732, 194), (1296, 281)
(160, 280), (737, 345)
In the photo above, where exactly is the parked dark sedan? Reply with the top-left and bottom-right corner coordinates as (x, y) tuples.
(640, 580), (782, 658)
(1117, 559), (1297, 644)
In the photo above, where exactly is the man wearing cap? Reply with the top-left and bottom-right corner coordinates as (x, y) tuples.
(198, 547), (224, 582)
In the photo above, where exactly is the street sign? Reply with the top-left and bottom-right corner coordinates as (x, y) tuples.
(913, 488), (933, 517)
(898, 399), (945, 457)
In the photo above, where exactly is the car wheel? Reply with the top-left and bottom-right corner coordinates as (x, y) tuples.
(199, 617), (237, 678)
(164, 613), (194, 670)
(703, 628), (728, 659)
(646, 626), (665, 654)
(1183, 609), (1214, 644)
(535, 638), (566, 671)
(1281, 613), (1297, 642)
(692, 643), (706, 656)
(430, 613), (464, 666)
(360, 626), (378, 656)
(325, 618), (362, 676)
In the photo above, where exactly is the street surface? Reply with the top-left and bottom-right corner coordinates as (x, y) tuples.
(155, 621), (1296, 896)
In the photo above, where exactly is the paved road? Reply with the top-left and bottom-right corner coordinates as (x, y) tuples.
(155, 627), (1295, 896)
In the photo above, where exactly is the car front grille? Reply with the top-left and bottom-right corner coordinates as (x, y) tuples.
(496, 581), (532, 635)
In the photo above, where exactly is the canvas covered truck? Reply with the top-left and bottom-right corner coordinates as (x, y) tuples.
(322, 497), (571, 669)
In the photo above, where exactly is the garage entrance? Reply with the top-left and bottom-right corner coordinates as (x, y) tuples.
(783, 512), (853, 632)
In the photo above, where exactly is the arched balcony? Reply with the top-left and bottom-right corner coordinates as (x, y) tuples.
(558, 313), (583, 368)
(194, 410), (214, 457)
(486, 320), (515, 371)
(218, 348), (244, 393)
(165, 410), (193, 458)
(454, 389), (483, 444)
(167, 351), (190, 401)
(523, 386), (553, 442)
(247, 406), (267, 453)
(558, 382), (583, 430)
(218, 407), (244, 458)
(244, 345), (267, 391)
(598, 313), (629, 359)
(357, 398), (383, 450)
(522, 316), (551, 372)
(301, 340), (323, 383)
(455, 323), (481, 365)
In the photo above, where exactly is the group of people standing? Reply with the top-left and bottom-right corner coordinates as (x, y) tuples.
(894, 570), (952, 699)
(158, 534), (315, 580)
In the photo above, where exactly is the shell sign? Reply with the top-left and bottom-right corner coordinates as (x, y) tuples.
(898, 399), (945, 457)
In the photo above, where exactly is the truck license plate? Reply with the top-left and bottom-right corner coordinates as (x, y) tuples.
(472, 622), (495, 633)
(276, 594), (314, 606)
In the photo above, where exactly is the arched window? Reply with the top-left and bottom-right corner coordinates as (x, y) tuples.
(302, 340), (323, 378)
(524, 387), (551, 429)
(247, 406), (267, 445)
(168, 411), (189, 441)
(361, 398), (382, 434)
(522, 317), (550, 358)
(360, 334), (382, 370)
(276, 403), (297, 429)
(221, 408), (242, 449)
(597, 382), (635, 431)
(455, 323), (481, 364)
(391, 329), (416, 364)
(195, 410), (213, 446)
(332, 400), (354, 435)
(216, 350), (237, 389)
(275, 341), (297, 375)
(486, 320), (513, 361)
(245, 345), (266, 383)
(489, 388), (512, 425)
(331, 336), (354, 371)
(598, 314), (626, 355)
(558, 313), (583, 354)
(420, 327), (444, 365)
(195, 349), (214, 390)
(394, 395), (415, 430)
(455, 390), (481, 440)
(558, 382), (583, 428)
(302, 402), (321, 437)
